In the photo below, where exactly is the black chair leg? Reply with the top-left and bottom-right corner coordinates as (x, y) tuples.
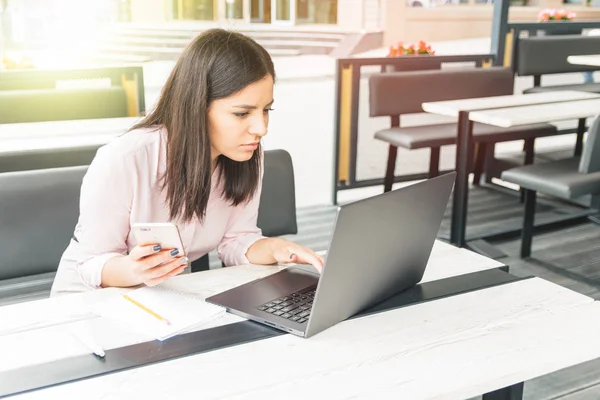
(575, 118), (586, 157)
(473, 142), (487, 186)
(429, 147), (440, 179)
(384, 145), (398, 192)
(523, 138), (535, 166)
(521, 189), (537, 258)
(483, 143), (496, 184)
(520, 139), (535, 204)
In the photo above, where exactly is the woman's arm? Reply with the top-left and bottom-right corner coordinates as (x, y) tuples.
(74, 146), (135, 289)
(215, 192), (266, 267)
(76, 145), (187, 289)
(217, 156), (323, 271)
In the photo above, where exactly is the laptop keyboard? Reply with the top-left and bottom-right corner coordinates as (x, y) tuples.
(257, 289), (315, 324)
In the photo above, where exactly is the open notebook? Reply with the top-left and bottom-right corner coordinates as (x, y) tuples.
(95, 286), (226, 341)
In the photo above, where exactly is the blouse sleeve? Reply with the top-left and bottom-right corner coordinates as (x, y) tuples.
(74, 145), (135, 288)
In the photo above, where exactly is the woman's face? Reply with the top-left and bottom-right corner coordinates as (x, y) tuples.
(208, 75), (274, 164)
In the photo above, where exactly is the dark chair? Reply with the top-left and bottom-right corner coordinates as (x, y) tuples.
(515, 35), (600, 94)
(256, 149), (298, 237)
(501, 115), (600, 258)
(0, 147), (100, 174)
(370, 66), (558, 192)
(0, 166), (88, 304)
(191, 149), (298, 272)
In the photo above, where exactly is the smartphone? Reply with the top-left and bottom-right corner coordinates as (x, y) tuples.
(131, 222), (186, 254)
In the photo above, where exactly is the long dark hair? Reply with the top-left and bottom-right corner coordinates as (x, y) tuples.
(131, 29), (275, 223)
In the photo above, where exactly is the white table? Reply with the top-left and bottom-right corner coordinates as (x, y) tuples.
(422, 90), (600, 117)
(468, 98), (600, 128)
(3, 241), (600, 400)
(0, 117), (140, 171)
(567, 54), (600, 67)
(0, 117), (139, 141)
(0, 241), (503, 369)
(422, 93), (600, 250)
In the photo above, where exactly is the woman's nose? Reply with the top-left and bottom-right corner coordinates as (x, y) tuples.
(249, 115), (268, 136)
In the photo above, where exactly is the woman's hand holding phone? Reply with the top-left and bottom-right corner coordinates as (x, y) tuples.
(126, 243), (188, 286)
(101, 222), (189, 288)
(101, 243), (188, 288)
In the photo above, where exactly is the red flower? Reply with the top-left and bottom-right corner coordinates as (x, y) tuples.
(386, 40), (435, 57)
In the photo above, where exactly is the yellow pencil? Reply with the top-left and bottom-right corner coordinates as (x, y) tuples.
(123, 294), (171, 326)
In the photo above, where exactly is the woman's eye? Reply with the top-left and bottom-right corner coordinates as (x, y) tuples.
(234, 108), (273, 118)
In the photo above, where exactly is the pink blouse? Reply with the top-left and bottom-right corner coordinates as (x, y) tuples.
(50, 126), (265, 295)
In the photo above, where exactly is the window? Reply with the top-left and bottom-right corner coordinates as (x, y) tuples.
(225, 0), (243, 19)
(296, 0), (337, 24)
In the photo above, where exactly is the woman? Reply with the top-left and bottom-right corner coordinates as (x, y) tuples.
(50, 29), (323, 295)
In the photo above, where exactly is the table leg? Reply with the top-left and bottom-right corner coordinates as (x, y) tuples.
(450, 110), (473, 247)
(575, 118), (586, 157)
(482, 382), (524, 400)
